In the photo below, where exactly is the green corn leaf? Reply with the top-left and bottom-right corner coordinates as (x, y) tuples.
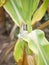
(3, 0), (22, 26)
(3, 0), (39, 26)
(32, 0), (49, 25)
(13, 0), (40, 23)
(38, 45), (49, 65)
(14, 39), (25, 62)
(22, 29), (49, 65)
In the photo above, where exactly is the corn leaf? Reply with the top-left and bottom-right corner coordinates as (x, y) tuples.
(3, 0), (39, 26)
(13, 0), (40, 23)
(3, 0), (21, 26)
(32, 0), (49, 25)
(38, 45), (49, 65)
(14, 39), (25, 62)
(22, 29), (49, 65)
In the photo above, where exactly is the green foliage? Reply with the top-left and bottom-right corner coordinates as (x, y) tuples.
(32, 0), (49, 25)
(14, 0), (39, 23)
(22, 29), (49, 65)
(2, 0), (49, 65)
(3, 0), (49, 32)
(38, 45), (49, 65)
(3, 0), (49, 26)
(14, 29), (49, 65)
(14, 39), (25, 62)
(3, 0), (39, 26)
(3, 0), (20, 26)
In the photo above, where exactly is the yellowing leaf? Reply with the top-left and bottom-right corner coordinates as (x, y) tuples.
(14, 39), (25, 62)
(0, 0), (7, 7)
(32, 0), (49, 25)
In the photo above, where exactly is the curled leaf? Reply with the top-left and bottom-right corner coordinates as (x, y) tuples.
(22, 29), (49, 65)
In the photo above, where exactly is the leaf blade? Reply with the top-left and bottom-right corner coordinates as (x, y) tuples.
(22, 29), (49, 65)
(32, 0), (49, 25)
(14, 39), (25, 62)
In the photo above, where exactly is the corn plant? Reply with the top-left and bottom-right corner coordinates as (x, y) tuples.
(0, 0), (49, 65)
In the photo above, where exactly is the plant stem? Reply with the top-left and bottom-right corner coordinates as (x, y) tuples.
(27, 21), (32, 33)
